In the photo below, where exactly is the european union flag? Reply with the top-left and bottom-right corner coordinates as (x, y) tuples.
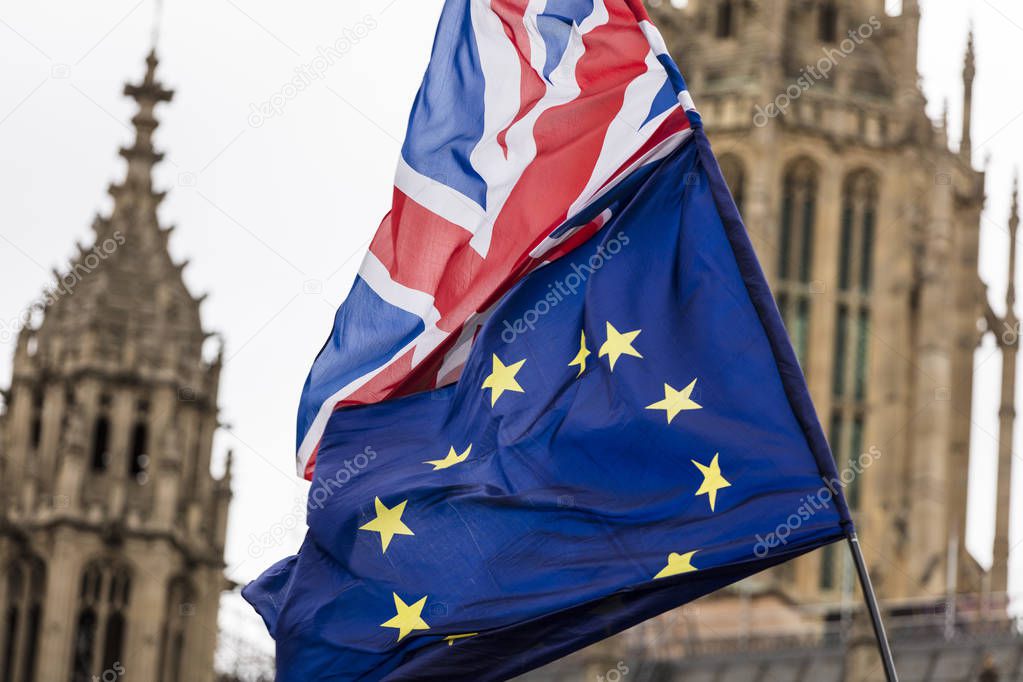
(243, 129), (853, 681)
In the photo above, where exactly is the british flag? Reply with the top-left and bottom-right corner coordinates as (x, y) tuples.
(296, 0), (697, 478)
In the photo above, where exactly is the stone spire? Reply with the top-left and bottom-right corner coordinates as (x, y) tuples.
(102, 49), (173, 241)
(992, 173), (1019, 595)
(1008, 174), (1019, 309)
(28, 48), (210, 383)
(960, 28), (976, 163)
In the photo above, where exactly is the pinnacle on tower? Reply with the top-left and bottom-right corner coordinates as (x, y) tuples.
(1011, 171), (1020, 225)
(992, 173), (1020, 596)
(122, 49), (174, 165)
(960, 28), (976, 162)
(1009, 171), (1020, 310)
(104, 49), (174, 233)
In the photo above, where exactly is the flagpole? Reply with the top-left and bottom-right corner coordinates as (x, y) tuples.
(846, 531), (899, 681)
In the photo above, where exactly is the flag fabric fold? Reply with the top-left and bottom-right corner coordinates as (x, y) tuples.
(295, 0), (695, 479)
(245, 128), (853, 681)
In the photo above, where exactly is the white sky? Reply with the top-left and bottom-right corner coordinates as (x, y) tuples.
(0, 0), (1020, 658)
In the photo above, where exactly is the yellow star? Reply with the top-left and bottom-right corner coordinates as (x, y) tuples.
(645, 379), (702, 424)
(653, 551), (699, 579)
(598, 322), (642, 371)
(424, 444), (472, 470)
(381, 593), (430, 641)
(692, 453), (731, 511)
(443, 633), (479, 646)
(482, 354), (525, 406)
(568, 330), (591, 377)
(359, 497), (414, 552)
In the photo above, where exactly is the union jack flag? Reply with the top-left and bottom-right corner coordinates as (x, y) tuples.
(296, 0), (696, 478)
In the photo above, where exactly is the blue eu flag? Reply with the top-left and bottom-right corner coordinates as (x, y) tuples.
(244, 128), (853, 681)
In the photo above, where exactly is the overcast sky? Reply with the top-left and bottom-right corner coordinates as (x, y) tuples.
(1, 0), (1021, 659)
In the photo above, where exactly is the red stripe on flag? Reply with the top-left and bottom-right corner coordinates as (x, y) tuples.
(491, 0), (546, 157)
(429, 3), (652, 327)
(369, 190), (483, 333)
(540, 213), (609, 265)
(623, 0), (653, 23)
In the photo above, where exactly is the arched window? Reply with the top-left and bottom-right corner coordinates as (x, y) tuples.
(818, 543), (835, 590)
(29, 387), (44, 451)
(718, 154), (746, 216)
(90, 416), (110, 472)
(71, 563), (101, 682)
(1, 556), (45, 682)
(158, 578), (196, 682)
(818, 171), (878, 591)
(70, 560), (132, 682)
(818, 0), (839, 42)
(129, 400), (150, 482)
(715, 0), (735, 39)
(775, 157), (819, 369)
(830, 170), (878, 510)
(129, 421), (147, 477)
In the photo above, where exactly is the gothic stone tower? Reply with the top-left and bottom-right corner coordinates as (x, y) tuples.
(644, 0), (1004, 609)
(0, 51), (231, 682)
(523, 3), (1017, 679)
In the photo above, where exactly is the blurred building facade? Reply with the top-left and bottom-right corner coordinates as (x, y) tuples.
(648, 0), (999, 607)
(529, 0), (1021, 680)
(0, 52), (231, 682)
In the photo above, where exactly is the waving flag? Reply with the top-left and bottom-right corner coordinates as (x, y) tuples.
(245, 132), (854, 680)
(296, 0), (695, 478)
